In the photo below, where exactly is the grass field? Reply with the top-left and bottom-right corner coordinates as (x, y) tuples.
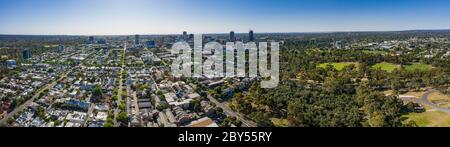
(317, 62), (359, 71)
(362, 50), (387, 55)
(372, 62), (400, 72)
(44, 45), (58, 48)
(403, 111), (450, 127)
(271, 118), (289, 127)
(402, 91), (450, 127)
(404, 63), (434, 71)
(383, 90), (394, 96)
(428, 92), (450, 108)
(403, 91), (427, 98)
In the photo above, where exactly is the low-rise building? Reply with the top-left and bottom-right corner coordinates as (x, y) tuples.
(186, 117), (218, 127)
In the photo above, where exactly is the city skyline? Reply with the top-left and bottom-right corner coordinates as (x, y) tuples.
(1, 0), (450, 35)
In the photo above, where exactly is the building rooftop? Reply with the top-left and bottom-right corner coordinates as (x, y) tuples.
(186, 117), (218, 127)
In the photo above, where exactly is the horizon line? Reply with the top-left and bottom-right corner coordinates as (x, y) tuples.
(1, 28), (450, 36)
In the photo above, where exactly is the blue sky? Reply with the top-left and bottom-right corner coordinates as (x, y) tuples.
(0, 0), (449, 35)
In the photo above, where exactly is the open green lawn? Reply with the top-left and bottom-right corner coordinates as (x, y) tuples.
(372, 62), (399, 72)
(317, 62), (433, 73)
(44, 45), (58, 48)
(404, 63), (434, 71)
(317, 62), (359, 71)
(362, 50), (387, 55)
(403, 111), (450, 127)
(271, 118), (289, 127)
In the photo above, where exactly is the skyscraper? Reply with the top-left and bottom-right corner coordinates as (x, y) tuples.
(23, 48), (31, 60)
(146, 40), (156, 48)
(89, 36), (94, 43)
(249, 30), (254, 42)
(183, 31), (188, 40)
(97, 39), (107, 44)
(135, 34), (140, 45)
(229, 31), (235, 42)
(58, 45), (64, 53)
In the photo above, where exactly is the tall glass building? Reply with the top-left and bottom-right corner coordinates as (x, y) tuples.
(23, 48), (31, 60)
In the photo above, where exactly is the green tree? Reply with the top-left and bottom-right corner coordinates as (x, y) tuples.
(117, 111), (128, 124)
(92, 84), (103, 98)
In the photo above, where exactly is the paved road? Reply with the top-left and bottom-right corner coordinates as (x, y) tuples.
(131, 90), (143, 126)
(113, 42), (127, 127)
(417, 89), (450, 114)
(83, 104), (94, 127)
(113, 69), (123, 127)
(207, 95), (257, 127)
(0, 73), (67, 126)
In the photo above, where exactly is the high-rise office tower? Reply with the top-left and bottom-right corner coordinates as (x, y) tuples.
(58, 45), (64, 53)
(89, 36), (94, 43)
(135, 34), (140, 45)
(23, 48), (31, 60)
(249, 30), (254, 42)
(183, 31), (188, 40)
(229, 31), (235, 42)
(97, 39), (107, 44)
(146, 40), (156, 48)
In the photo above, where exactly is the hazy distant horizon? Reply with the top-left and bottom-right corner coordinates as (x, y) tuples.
(1, 0), (450, 35)
(1, 28), (450, 36)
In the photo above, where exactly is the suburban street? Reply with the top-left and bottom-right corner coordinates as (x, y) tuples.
(83, 104), (95, 127)
(207, 94), (257, 127)
(131, 91), (143, 126)
(113, 42), (127, 127)
(0, 73), (67, 126)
